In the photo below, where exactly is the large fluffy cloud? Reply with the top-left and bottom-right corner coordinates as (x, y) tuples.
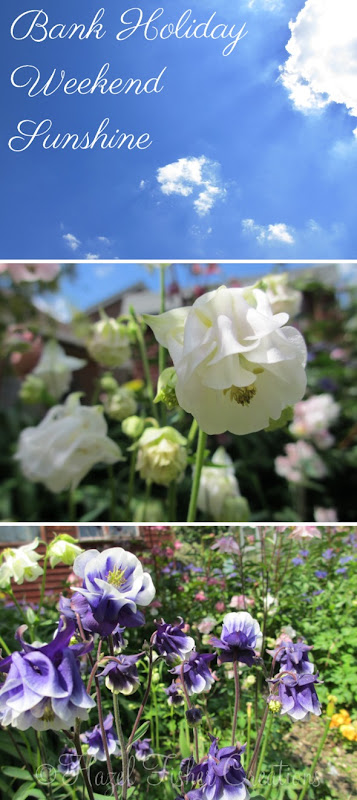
(156, 156), (226, 216)
(242, 219), (295, 244)
(280, 0), (357, 121)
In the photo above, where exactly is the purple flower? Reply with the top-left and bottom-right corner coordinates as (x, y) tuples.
(292, 557), (304, 566)
(72, 547), (155, 633)
(186, 707), (203, 727)
(315, 570), (327, 579)
(153, 618), (195, 664)
(0, 619), (94, 731)
(187, 737), (249, 800)
(322, 549), (334, 560)
(58, 747), (80, 777)
(181, 757), (196, 778)
(336, 567), (347, 575)
(339, 555), (354, 565)
(269, 672), (322, 721)
(171, 652), (215, 695)
(164, 681), (184, 706)
(99, 653), (141, 695)
(267, 639), (314, 675)
(299, 550), (309, 557)
(210, 612), (262, 665)
(211, 536), (240, 555)
(313, 589), (324, 596)
(133, 738), (153, 762)
(81, 712), (119, 761)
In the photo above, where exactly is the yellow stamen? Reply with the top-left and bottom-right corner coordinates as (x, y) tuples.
(41, 705), (55, 722)
(223, 384), (257, 406)
(107, 567), (125, 588)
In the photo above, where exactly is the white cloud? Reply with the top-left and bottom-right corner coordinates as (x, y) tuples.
(94, 265), (115, 277)
(280, 0), (357, 122)
(85, 253), (100, 260)
(156, 156), (226, 216)
(247, 0), (282, 10)
(63, 233), (81, 251)
(97, 236), (111, 245)
(242, 218), (295, 244)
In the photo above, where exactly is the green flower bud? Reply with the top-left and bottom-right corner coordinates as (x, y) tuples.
(87, 315), (131, 367)
(154, 367), (178, 410)
(100, 373), (119, 394)
(122, 415), (145, 439)
(103, 388), (138, 422)
(19, 374), (46, 404)
(268, 700), (282, 714)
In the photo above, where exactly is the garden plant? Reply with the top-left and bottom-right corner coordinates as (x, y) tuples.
(0, 264), (356, 523)
(0, 525), (356, 799)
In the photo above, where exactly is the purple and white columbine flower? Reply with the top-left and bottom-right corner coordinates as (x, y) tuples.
(164, 681), (184, 706)
(72, 547), (155, 633)
(269, 672), (322, 721)
(58, 747), (80, 777)
(267, 639), (314, 675)
(99, 653), (141, 695)
(210, 612), (262, 665)
(81, 712), (119, 760)
(171, 652), (215, 695)
(187, 737), (249, 800)
(153, 618), (195, 664)
(0, 619), (94, 731)
(133, 738), (153, 762)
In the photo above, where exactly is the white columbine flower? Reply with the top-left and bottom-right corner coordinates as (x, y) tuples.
(0, 539), (43, 587)
(15, 393), (123, 493)
(145, 285), (307, 435)
(33, 340), (86, 400)
(87, 316), (131, 367)
(47, 536), (83, 568)
(261, 272), (302, 317)
(197, 447), (243, 521)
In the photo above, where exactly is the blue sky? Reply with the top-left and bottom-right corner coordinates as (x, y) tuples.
(2, 0), (357, 259)
(35, 262), (355, 319)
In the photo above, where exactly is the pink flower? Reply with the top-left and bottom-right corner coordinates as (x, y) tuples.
(151, 600), (163, 608)
(0, 264), (60, 282)
(275, 441), (327, 483)
(215, 601), (225, 613)
(197, 617), (216, 634)
(174, 541), (183, 550)
(195, 591), (207, 602)
(229, 595), (255, 610)
(288, 525), (322, 540)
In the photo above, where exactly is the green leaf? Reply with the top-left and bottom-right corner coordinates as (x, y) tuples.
(2, 767), (33, 781)
(179, 718), (191, 759)
(130, 720), (150, 745)
(12, 783), (38, 800)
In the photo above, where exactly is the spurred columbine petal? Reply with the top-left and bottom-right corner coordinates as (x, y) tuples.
(145, 285), (307, 435)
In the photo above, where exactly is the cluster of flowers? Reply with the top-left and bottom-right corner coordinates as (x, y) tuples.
(9, 278), (309, 513)
(0, 541), (325, 799)
(330, 707), (357, 742)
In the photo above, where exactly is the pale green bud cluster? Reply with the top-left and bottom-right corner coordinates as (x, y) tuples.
(136, 426), (187, 486)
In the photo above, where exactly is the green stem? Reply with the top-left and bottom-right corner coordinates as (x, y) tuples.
(245, 704), (252, 771)
(109, 637), (129, 800)
(297, 717), (331, 800)
(108, 465), (116, 521)
(254, 710), (273, 788)
(6, 589), (28, 625)
(95, 676), (119, 800)
(187, 418), (198, 449)
(125, 447), (137, 517)
(158, 265), (166, 377)
(143, 480), (152, 519)
(152, 683), (160, 752)
(39, 551), (49, 613)
(134, 314), (159, 421)
(187, 428), (207, 522)
(0, 633), (11, 655)
(73, 730), (95, 800)
(231, 661), (240, 746)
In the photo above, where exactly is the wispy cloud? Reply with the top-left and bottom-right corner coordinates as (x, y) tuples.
(242, 218), (295, 244)
(247, 0), (283, 10)
(85, 252), (100, 260)
(63, 233), (81, 251)
(280, 0), (357, 127)
(97, 236), (111, 246)
(156, 156), (226, 216)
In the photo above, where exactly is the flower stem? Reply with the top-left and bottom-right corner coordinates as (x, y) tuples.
(39, 551), (49, 614)
(187, 427), (207, 522)
(248, 704), (269, 780)
(254, 710), (273, 788)
(158, 266), (167, 424)
(133, 311), (159, 421)
(127, 646), (154, 751)
(94, 676), (119, 800)
(231, 661), (240, 746)
(245, 703), (252, 770)
(187, 418), (198, 449)
(73, 729), (95, 800)
(109, 637), (129, 800)
(168, 481), (177, 520)
(180, 663), (199, 763)
(297, 716), (330, 800)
